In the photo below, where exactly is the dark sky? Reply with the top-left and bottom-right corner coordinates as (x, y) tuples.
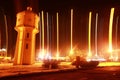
(0, 0), (120, 57)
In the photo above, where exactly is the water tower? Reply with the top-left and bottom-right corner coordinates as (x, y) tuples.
(13, 7), (39, 65)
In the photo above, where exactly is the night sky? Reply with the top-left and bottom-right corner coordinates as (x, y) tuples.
(0, 0), (120, 58)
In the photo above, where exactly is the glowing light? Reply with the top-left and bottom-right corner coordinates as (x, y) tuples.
(99, 62), (120, 67)
(56, 52), (59, 60)
(112, 49), (120, 52)
(45, 53), (52, 60)
(38, 49), (46, 60)
(88, 12), (92, 57)
(69, 49), (74, 55)
(41, 11), (44, 50)
(109, 49), (120, 61)
(71, 9), (73, 51)
(0, 48), (7, 58)
(56, 12), (59, 58)
(114, 56), (118, 61)
(0, 48), (6, 52)
(4, 56), (11, 60)
(86, 56), (106, 62)
(108, 8), (115, 58)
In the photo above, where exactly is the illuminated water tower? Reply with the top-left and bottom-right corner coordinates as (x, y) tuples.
(13, 7), (39, 65)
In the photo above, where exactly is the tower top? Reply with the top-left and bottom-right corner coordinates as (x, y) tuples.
(27, 7), (32, 11)
(15, 6), (39, 31)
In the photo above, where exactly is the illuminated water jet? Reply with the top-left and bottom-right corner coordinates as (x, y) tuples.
(70, 9), (73, 55)
(108, 8), (115, 59)
(4, 15), (8, 57)
(41, 11), (44, 51)
(114, 16), (119, 61)
(88, 12), (92, 57)
(41, 10), (45, 59)
(95, 13), (98, 57)
(47, 12), (49, 54)
(56, 12), (59, 60)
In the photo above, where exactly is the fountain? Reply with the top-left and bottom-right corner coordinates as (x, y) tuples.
(95, 13), (98, 57)
(56, 12), (59, 60)
(108, 8), (115, 60)
(88, 12), (92, 58)
(69, 9), (74, 56)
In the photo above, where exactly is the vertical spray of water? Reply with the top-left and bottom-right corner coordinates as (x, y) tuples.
(41, 11), (45, 58)
(95, 13), (98, 57)
(88, 12), (92, 57)
(46, 12), (49, 53)
(115, 16), (119, 61)
(56, 12), (59, 59)
(108, 8), (114, 59)
(4, 15), (8, 57)
(70, 9), (73, 55)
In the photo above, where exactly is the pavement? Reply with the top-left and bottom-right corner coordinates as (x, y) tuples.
(0, 62), (76, 78)
(0, 61), (120, 79)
